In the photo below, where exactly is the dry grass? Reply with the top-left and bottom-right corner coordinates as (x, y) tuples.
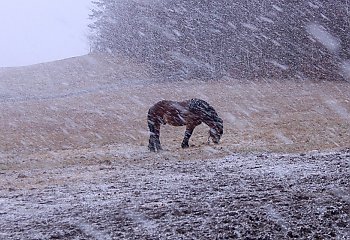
(1, 81), (349, 154)
(1, 55), (350, 170)
(1, 56), (349, 239)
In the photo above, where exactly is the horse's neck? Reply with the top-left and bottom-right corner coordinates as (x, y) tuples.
(203, 118), (216, 129)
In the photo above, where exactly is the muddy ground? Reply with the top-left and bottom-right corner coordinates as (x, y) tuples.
(0, 149), (349, 239)
(0, 54), (349, 239)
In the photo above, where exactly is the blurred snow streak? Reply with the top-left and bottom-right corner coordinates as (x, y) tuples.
(306, 23), (340, 52)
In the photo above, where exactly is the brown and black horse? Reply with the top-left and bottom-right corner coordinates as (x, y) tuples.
(147, 98), (223, 152)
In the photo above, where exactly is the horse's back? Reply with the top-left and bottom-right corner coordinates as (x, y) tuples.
(149, 100), (175, 115)
(149, 100), (187, 112)
(148, 100), (191, 126)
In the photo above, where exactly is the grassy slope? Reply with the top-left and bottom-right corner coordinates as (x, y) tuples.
(0, 54), (349, 164)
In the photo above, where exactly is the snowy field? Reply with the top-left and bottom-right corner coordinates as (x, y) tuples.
(0, 54), (349, 239)
(0, 150), (349, 239)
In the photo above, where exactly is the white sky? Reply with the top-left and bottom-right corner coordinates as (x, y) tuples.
(0, 0), (92, 67)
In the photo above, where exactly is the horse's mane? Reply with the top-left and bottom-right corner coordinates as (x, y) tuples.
(188, 98), (220, 121)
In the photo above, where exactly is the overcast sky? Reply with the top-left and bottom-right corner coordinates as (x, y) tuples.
(0, 0), (92, 67)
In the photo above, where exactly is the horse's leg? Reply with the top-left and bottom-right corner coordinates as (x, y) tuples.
(148, 120), (162, 152)
(148, 134), (156, 152)
(181, 125), (194, 148)
(153, 123), (162, 151)
(148, 119), (157, 152)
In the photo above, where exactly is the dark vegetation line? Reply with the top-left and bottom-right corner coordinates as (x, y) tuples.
(89, 0), (350, 81)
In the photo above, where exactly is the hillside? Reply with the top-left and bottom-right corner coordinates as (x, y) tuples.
(0, 54), (349, 239)
(0, 53), (149, 102)
(0, 54), (350, 160)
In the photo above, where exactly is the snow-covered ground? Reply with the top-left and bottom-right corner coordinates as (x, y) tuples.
(0, 54), (349, 239)
(0, 150), (349, 239)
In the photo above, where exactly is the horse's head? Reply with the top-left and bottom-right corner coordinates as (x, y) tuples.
(208, 117), (223, 144)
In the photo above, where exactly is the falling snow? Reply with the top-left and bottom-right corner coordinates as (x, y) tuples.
(306, 23), (341, 52)
(1, 0), (350, 239)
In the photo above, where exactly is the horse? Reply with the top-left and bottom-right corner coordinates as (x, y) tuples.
(147, 98), (223, 152)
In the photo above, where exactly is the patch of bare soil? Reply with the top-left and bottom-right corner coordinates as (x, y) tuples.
(0, 55), (349, 239)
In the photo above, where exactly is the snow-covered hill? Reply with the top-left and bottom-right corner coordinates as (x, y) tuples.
(0, 53), (149, 102)
(0, 54), (349, 239)
(1, 54), (350, 156)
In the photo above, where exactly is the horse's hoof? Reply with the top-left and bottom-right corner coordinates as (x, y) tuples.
(148, 146), (156, 152)
(181, 144), (189, 149)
